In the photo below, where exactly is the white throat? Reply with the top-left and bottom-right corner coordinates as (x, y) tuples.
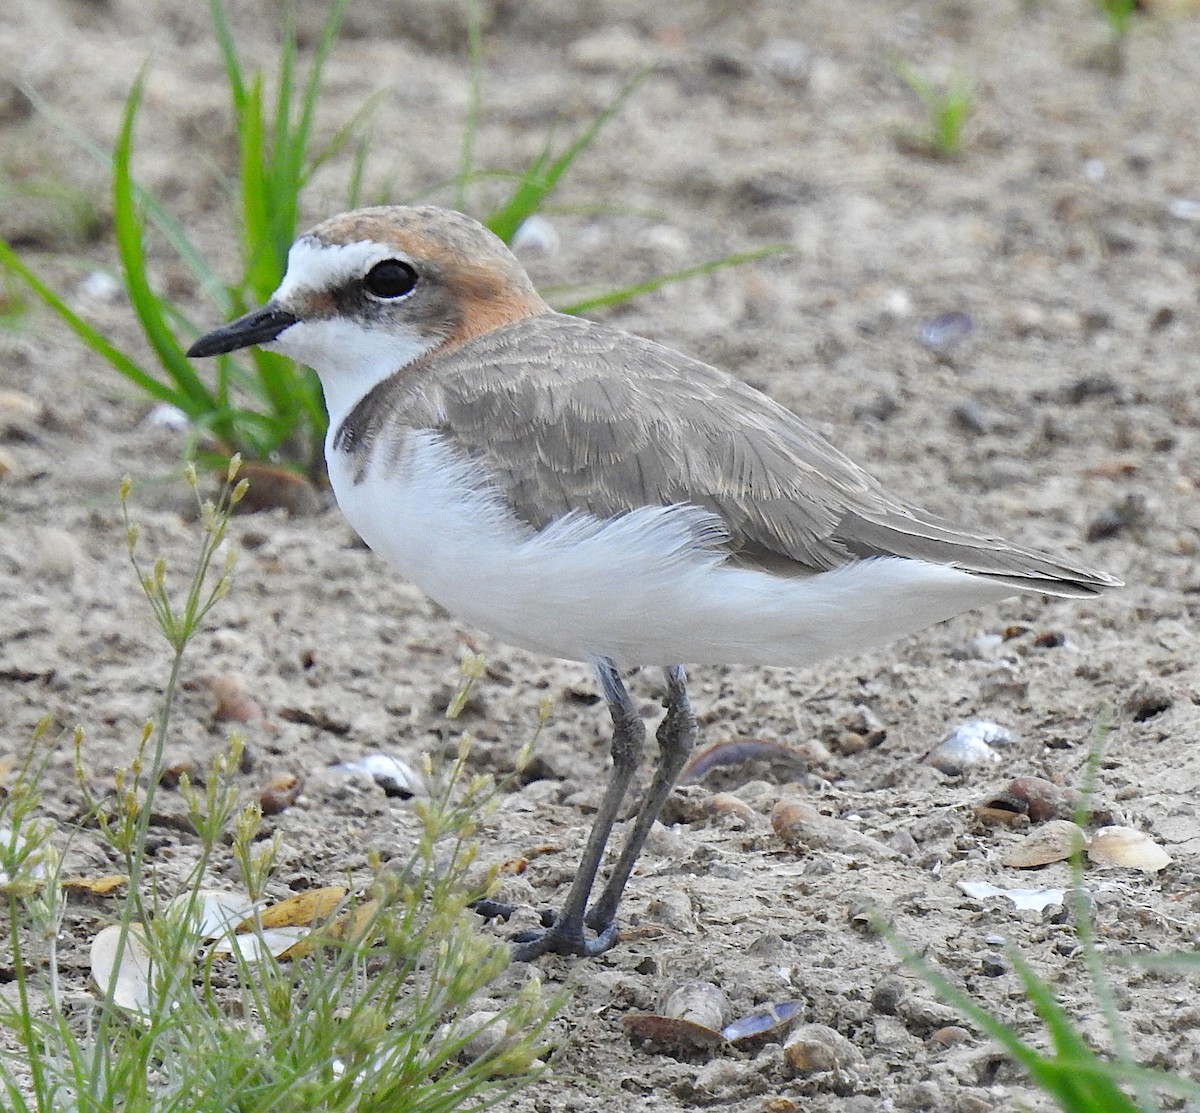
(265, 316), (435, 434)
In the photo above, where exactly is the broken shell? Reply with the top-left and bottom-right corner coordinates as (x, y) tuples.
(958, 880), (1066, 913)
(679, 737), (810, 784)
(622, 1013), (726, 1050)
(782, 1023), (863, 1074)
(90, 924), (155, 1013)
(624, 980), (731, 1050)
(167, 889), (257, 939)
(927, 720), (1013, 775)
(1000, 819), (1086, 868)
(333, 753), (426, 797)
(702, 792), (759, 824)
(661, 980), (730, 1031)
(1087, 826), (1171, 873)
(721, 1000), (804, 1044)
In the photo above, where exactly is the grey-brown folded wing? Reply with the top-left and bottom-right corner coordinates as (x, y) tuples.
(376, 314), (1119, 598)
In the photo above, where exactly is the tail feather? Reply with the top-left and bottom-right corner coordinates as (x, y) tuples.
(837, 509), (1122, 599)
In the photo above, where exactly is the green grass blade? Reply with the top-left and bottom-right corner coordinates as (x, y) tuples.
(304, 88), (389, 185)
(242, 341), (299, 429)
(347, 129), (372, 210)
(1007, 948), (1146, 1112)
(0, 239), (189, 411)
(888, 927), (1137, 1110)
(207, 0), (248, 115)
(486, 69), (650, 244)
(267, 5), (299, 273)
(237, 76), (279, 302)
(296, 0), (349, 165)
(113, 75), (222, 419)
(555, 244), (788, 315)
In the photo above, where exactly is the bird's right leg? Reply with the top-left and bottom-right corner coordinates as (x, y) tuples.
(511, 657), (645, 960)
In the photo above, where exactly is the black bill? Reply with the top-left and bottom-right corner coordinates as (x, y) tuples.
(187, 304), (299, 358)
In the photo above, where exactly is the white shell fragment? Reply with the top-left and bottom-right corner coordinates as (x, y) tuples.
(209, 926), (311, 962)
(1001, 820), (1087, 868)
(928, 720), (1013, 775)
(167, 889), (258, 939)
(957, 880), (1067, 913)
(90, 924), (154, 1013)
(334, 753), (426, 797)
(510, 215), (560, 255)
(141, 402), (190, 431)
(1087, 826), (1172, 873)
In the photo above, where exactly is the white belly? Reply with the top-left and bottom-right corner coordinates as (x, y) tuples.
(328, 430), (1017, 669)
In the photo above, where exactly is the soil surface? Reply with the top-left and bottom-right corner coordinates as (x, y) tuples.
(3, 2), (1200, 1110)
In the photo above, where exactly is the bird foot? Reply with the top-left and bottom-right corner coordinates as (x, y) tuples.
(510, 915), (619, 961)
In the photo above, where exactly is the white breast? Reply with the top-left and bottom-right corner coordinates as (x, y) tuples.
(326, 430), (1019, 670)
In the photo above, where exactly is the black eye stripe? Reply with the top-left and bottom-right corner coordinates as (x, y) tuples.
(364, 259), (418, 299)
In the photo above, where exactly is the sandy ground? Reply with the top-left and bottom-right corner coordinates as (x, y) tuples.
(2, 1), (1200, 1110)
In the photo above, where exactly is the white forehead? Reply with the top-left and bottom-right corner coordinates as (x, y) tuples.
(273, 237), (396, 301)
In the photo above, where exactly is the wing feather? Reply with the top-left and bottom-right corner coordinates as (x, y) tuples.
(342, 313), (1118, 597)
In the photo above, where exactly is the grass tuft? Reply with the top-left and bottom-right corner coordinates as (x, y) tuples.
(0, 463), (553, 1111)
(894, 61), (974, 159)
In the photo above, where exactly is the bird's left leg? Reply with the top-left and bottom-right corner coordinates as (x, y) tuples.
(584, 664), (697, 936)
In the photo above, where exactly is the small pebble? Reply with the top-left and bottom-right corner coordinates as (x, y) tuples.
(510, 215), (559, 255)
(1124, 677), (1173, 722)
(951, 399), (1002, 435)
(782, 1023), (863, 1074)
(920, 311), (973, 352)
(78, 271), (123, 303)
(1006, 776), (1080, 823)
(1085, 493), (1147, 541)
(1168, 197), (1200, 221)
(648, 890), (699, 934)
(141, 402), (190, 432)
(871, 974), (906, 1015)
(929, 1025), (973, 1047)
(259, 773), (302, 815)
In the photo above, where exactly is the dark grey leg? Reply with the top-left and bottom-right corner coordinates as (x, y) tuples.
(584, 664), (697, 935)
(511, 658), (645, 960)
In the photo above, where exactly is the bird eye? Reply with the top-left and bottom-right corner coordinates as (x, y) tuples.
(364, 259), (418, 299)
